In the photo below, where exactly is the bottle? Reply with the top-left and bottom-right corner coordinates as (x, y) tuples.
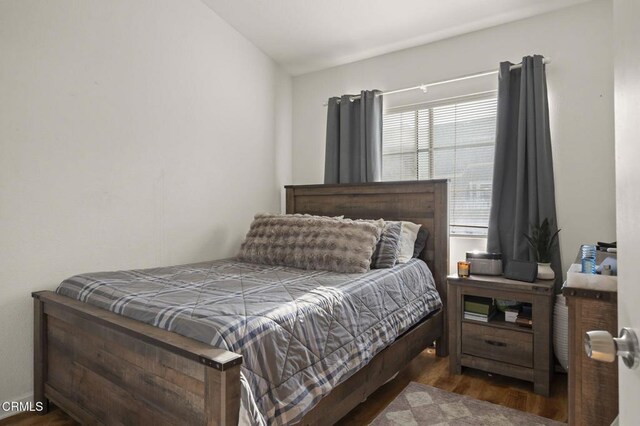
(581, 244), (597, 274)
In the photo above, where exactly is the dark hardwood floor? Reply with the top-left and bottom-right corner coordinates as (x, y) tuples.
(1, 348), (567, 425)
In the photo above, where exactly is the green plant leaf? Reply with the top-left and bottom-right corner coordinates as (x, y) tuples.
(523, 233), (536, 249)
(524, 218), (561, 263)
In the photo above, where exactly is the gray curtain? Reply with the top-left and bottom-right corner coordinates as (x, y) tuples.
(487, 55), (562, 289)
(324, 90), (383, 184)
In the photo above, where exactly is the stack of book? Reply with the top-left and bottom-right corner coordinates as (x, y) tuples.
(463, 296), (496, 322)
(516, 304), (533, 328)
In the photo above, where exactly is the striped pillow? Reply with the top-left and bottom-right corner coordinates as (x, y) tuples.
(371, 221), (402, 269)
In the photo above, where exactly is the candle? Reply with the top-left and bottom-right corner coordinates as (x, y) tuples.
(457, 261), (471, 278)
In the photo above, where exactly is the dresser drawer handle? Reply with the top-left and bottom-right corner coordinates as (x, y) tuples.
(484, 340), (507, 347)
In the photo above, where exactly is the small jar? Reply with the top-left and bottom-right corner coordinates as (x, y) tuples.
(457, 261), (471, 278)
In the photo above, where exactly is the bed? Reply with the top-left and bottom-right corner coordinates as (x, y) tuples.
(32, 180), (449, 425)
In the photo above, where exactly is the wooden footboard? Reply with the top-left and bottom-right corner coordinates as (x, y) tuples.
(33, 291), (242, 426)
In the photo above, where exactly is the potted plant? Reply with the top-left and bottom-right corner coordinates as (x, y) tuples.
(523, 218), (561, 280)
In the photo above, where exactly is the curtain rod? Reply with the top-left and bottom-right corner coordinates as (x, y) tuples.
(324, 57), (551, 106)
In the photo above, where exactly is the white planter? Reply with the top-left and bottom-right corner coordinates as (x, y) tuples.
(537, 262), (555, 280)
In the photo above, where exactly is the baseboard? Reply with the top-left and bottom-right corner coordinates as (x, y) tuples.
(0, 392), (34, 420)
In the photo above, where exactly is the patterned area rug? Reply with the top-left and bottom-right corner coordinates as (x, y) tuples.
(370, 382), (565, 426)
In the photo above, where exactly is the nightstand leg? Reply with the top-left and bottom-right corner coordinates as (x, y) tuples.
(534, 381), (550, 397)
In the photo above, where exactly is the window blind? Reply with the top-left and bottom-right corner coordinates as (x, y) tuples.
(382, 95), (497, 236)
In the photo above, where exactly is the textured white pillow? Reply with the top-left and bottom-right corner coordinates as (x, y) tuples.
(396, 221), (422, 263)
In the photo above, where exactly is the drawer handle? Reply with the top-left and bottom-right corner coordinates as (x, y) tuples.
(485, 340), (507, 347)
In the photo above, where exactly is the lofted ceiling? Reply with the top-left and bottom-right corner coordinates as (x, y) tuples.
(201, 0), (591, 76)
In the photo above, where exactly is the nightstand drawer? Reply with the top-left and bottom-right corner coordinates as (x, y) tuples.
(461, 322), (533, 368)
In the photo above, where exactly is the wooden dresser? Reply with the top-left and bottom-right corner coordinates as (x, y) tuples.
(563, 287), (618, 426)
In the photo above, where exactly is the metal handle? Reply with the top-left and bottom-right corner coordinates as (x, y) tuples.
(584, 327), (640, 369)
(485, 340), (507, 347)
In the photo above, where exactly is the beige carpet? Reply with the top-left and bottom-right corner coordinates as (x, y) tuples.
(370, 382), (565, 426)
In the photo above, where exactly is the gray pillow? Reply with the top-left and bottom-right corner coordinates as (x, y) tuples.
(371, 221), (402, 269)
(237, 214), (384, 273)
(412, 228), (430, 258)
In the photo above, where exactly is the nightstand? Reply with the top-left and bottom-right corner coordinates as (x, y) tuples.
(447, 274), (555, 396)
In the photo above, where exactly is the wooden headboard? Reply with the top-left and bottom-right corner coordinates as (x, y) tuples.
(284, 180), (449, 299)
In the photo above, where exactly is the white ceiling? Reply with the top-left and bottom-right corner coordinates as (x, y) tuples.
(202, 0), (590, 76)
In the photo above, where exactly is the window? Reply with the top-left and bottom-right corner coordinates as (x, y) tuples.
(382, 94), (497, 236)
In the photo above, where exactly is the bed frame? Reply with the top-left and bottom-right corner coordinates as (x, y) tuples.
(32, 180), (448, 425)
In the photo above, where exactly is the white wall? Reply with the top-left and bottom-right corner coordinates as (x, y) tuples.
(0, 0), (291, 413)
(291, 0), (616, 275)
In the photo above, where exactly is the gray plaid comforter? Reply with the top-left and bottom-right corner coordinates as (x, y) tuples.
(56, 258), (442, 425)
